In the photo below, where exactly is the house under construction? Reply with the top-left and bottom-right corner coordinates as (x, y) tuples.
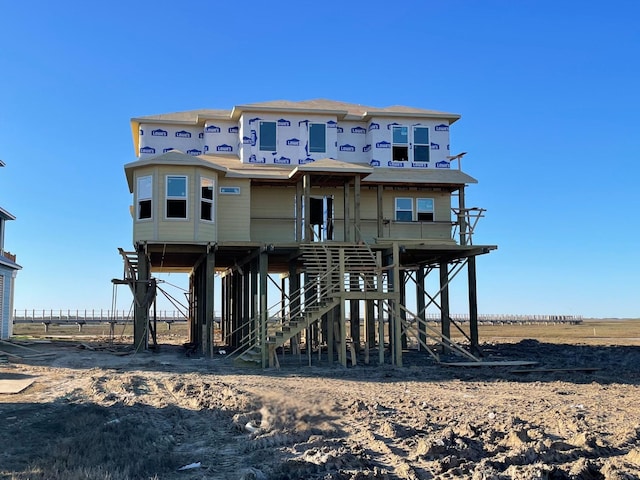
(116, 99), (496, 367)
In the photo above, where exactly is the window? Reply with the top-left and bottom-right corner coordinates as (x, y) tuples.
(166, 175), (187, 219)
(392, 126), (409, 161)
(416, 198), (434, 221)
(413, 127), (430, 162)
(395, 198), (413, 221)
(200, 177), (214, 221)
(395, 197), (436, 222)
(259, 121), (276, 151)
(137, 175), (152, 220)
(309, 123), (326, 153)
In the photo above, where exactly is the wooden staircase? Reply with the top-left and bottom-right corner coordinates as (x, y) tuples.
(235, 243), (381, 366)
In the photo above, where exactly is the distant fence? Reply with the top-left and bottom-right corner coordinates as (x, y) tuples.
(14, 309), (582, 328)
(13, 309), (188, 332)
(422, 313), (584, 325)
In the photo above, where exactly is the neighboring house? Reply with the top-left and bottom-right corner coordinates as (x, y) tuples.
(121, 100), (496, 366)
(0, 160), (21, 340)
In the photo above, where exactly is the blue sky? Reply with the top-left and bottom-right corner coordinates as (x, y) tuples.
(1, 0), (638, 318)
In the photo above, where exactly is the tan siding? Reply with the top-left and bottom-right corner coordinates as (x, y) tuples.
(134, 222), (155, 243)
(218, 178), (251, 241)
(250, 186), (296, 242)
(379, 189), (454, 242)
(156, 166), (197, 242)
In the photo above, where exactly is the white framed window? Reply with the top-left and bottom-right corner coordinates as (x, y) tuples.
(392, 125), (430, 162)
(309, 123), (326, 153)
(259, 121), (276, 151)
(136, 175), (152, 220)
(166, 175), (187, 219)
(395, 197), (413, 221)
(413, 126), (430, 163)
(395, 197), (436, 222)
(416, 198), (434, 221)
(392, 126), (409, 161)
(200, 177), (214, 222)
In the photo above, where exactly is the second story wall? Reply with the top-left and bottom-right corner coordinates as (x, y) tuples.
(239, 113), (339, 166)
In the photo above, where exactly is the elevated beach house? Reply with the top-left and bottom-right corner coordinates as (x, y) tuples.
(119, 99), (496, 366)
(0, 160), (21, 340)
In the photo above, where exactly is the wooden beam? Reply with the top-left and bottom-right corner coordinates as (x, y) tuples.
(417, 267), (426, 349)
(392, 243), (402, 367)
(344, 179), (351, 242)
(439, 261), (450, 353)
(296, 180), (303, 242)
(467, 255), (480, 356)
(204, 251), (215, 357)
(303, 174), (311, 242)
(377, 184), (384, 238)
(354, 175), (361, 242)
(259, 250), (269, 367)
(134, 250), (150, 352)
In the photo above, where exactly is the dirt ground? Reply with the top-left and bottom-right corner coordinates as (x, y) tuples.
(1, 320), (639, 480)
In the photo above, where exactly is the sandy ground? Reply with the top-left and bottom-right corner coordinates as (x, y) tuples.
(1, 327), (640, 479)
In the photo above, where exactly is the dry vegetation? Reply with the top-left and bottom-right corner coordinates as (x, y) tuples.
(2, 319), (640, 479)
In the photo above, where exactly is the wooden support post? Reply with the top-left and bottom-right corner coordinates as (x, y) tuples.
(417, 267), (426, 349)
(242, 261), (250, 350)
(354, 175), (361, 242)
(221, 274), (229, 346)
(134, 250), (150, 352)
(377, 185), (384, 238)
(251, 259), (258, 350)
(232, 269), (242, 348)
(349, 274), (360, 356)
(439, 261), (451, 353)
(289, 259), (299, 356)
(339, 248), (347, 366)
(344, 179), (351, 242)
(399, 270), (407, 350)
(377, 251), (385, 365)
(327, 307), (334, 365)
(296, 180), (303, 242)
(204, 251), (215, 357)
(303, 173), (311, 242)
(259, 250), (269, 368)
(392, 243), (402, 367)
(467, 256), (480, 356)
(458, 186), (468, 246)
(187, 273), (193, 344)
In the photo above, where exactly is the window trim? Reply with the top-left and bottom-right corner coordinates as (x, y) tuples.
(200, 176), (214, 222)
(394, 197), (436, 222)
(309, 123), (326, 153)
(395, 197), (414, 222)
(259, 121), (277, 151)
(136, 175), (153, 221)
(413, 126), (430, 163)
(416, 197), (435, 222)
(392, 125), (409, 161)
(165, 175), (188, 220)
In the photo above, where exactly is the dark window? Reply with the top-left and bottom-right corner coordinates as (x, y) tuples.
(167, 199), (187, 218)
(138, 200), (151, 219)
(259, 121), (276, 151)
(392, 126), (409, 161)
(309, 123), (326, 153)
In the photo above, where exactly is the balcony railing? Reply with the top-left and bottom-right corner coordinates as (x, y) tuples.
(0, 249), (17, 262)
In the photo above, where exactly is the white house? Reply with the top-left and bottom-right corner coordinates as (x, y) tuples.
(0, 160), (21, 340)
